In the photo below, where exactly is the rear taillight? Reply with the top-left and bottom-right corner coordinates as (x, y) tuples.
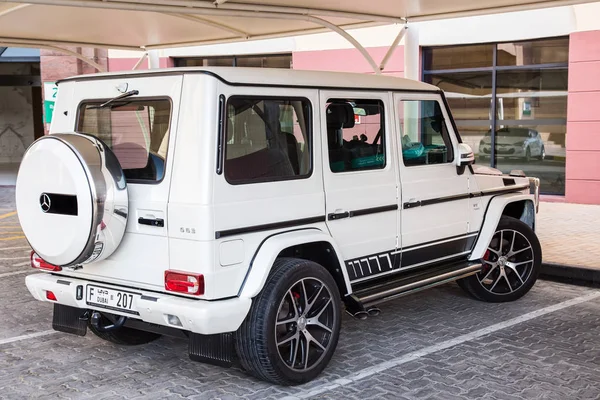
(46, 291), (57, 301)
(30, 251), (62, 272)
(164, 270), (204, 295)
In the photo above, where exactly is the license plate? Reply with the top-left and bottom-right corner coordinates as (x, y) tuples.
(86, 285), (140, 315)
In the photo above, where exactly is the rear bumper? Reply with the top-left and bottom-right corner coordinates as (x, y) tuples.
(26, 273), (251, 335)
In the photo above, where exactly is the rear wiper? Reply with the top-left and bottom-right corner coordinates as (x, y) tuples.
(94, 90), (139, 109)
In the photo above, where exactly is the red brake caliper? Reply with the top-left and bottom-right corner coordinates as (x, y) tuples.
(481, 250), (491, 273)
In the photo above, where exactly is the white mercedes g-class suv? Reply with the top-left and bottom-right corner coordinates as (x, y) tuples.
(16, 67), (541, 385)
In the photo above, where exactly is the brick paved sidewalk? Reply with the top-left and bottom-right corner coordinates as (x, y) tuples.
(537, 201), (600, 270)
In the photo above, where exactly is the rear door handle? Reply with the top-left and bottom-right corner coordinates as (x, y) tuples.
(328, 211), (350, 221)
(138, 217), (164, 227)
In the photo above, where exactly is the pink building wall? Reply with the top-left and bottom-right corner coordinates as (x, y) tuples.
(292, 46), (404, 76)
(567, 30), (600, 204)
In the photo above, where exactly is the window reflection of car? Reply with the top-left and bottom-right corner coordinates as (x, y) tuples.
(479, 128), (545, 162)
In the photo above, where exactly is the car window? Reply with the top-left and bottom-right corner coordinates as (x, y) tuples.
(325, 99), (385, 173)
(77, 99), (171, 182)
(224, 97), (311, 184)
(398, 99), (454, 167)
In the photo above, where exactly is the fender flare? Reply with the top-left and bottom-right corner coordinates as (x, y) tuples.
(469, 193), (535, 261)
(238, 228), (351, 299)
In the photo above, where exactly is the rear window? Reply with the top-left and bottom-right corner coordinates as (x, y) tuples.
(224, 96), (311, 184)
(77, 99), (171, 182)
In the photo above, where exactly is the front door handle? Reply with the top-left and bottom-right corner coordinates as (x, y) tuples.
(138, 217), (164, 227)
(403, 199), (421, 209)
(328, 211), (350, 221)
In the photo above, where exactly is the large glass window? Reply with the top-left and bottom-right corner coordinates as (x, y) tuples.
(325, 99), (385, 173)
(175, 54), (292, 69)
(423, 37), (568, 195)
(423, 44), (495, 70)
(497, 38), (569, 66)
(225, 97), (311, 184)
(77, 99), (171, 182)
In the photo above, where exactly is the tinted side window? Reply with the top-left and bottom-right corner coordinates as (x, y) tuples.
(326, 99), (385, 173)
(224, 97), (311, 184)
(399, 100), (454, 166)
(77, 99), (171, 182)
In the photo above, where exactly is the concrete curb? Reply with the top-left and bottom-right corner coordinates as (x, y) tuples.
(541, 262), (600, 288)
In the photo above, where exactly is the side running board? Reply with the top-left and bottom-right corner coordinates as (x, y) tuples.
(351, 261), (482, 310)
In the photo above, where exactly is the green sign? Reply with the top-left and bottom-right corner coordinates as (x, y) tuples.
(44, 82), (58, 124)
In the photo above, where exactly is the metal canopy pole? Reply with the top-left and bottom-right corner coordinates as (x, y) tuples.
(131, 52), (148, 70)
(0, 0), (403, 73)
(0, 4), (30, 18)
(167, 13), (249, 38)
(0, 41), (106, 72)
(306, 15), (380, 74)
(0, 36), (138, 51)
(379, 25), (406, 72)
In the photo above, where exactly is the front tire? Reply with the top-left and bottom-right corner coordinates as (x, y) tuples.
(537, 146), (546, 161)
(458, 216), (541, 302)
(235, 258), (342, 385)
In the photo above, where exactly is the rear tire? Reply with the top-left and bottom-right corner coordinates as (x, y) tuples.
(458, 216), (541, 303)
(87, 314), (161, 345)
(235, 258), (342, 385)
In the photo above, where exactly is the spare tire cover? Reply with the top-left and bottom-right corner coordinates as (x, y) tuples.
(16, 133), (128, 267)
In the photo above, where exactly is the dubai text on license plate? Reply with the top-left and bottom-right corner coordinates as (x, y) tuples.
(86, 285), (140, 315)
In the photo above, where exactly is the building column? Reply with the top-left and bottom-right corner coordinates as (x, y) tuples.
(403, 24), (420, 81)
(148, 50), (161, 69)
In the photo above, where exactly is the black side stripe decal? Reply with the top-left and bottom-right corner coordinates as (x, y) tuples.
(402, 232), (478, 251)
(401, 234), (477, 268)
(345, 232), (478, 282)
(350, 204), (398, 217)
(328, 204), (398, 221)
(215, 216), (325, 239)
(403, 185), (529, 209)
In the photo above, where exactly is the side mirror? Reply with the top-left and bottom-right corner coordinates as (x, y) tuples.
(456, 143), (475, 167)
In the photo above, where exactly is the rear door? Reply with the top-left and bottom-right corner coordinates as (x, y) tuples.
(320, 90), (399, 285)
(59, 75), (183, 288)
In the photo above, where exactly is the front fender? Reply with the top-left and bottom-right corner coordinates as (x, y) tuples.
(469, 194), (535, 261)
(238, 229), (351, 299)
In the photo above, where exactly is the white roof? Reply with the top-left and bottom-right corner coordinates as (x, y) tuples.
(0, 0), (597, 50)
(59, 66), (440, 91)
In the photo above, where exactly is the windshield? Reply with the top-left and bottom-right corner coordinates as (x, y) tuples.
(77, 99), (171, 182)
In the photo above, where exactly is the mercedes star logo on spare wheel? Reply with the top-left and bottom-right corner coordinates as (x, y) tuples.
(40, 193), (51, 213)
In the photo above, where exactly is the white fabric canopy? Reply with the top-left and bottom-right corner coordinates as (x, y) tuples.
(0, 0), (596, 51)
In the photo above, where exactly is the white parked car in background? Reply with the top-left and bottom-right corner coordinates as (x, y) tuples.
(16, 67), (541, 385)
(479, 127), (546, 161)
